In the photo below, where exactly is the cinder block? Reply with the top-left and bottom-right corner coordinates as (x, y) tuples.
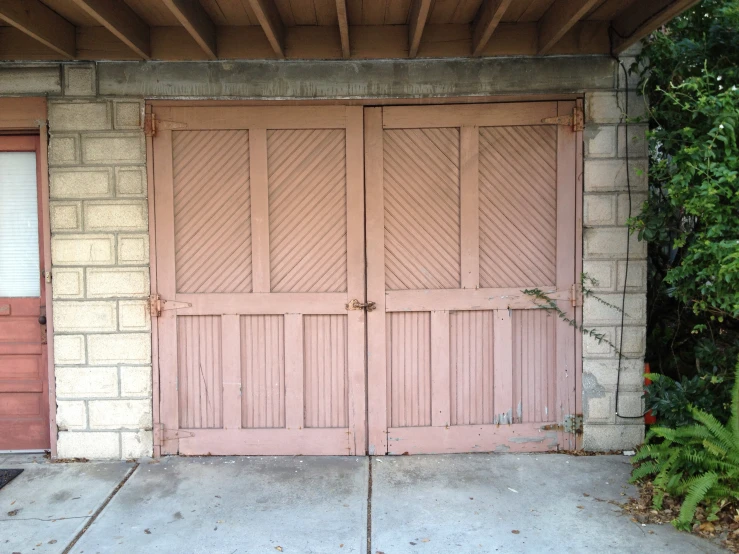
(57, 431), (120, 459)
(81, 133), (145, 165)
(583, 194), (617, 226)
(120, 366), (152, 397)
(52, 268), (84, 299)
(114, 102), (143, 129)
(53, 335), (86, 365)
(115, 167), (147, 197)
(0, 66), (61, 95)
(583, 327), (616, 357)
(583, 358), (645, 388)
(616, 56), (643, 90)
(582, 423), (645, 452)
(615, 391), (646, 425)
(84, 200), (148, 231)
(50, 167), (113, 199)
(583, 293), (646, 325)
(616, 192), (647, 225)
(584, 158), (648, 192)
(51, 234), (115, 266)
(584, 125), (617, 158)
(56, 400), (87, 430)
(121, 430), (153, 458)
(49, 135), (79, 165)
(616, 326), (647, 357)
(582, 261), (615, 291)
(55, 366), (118, 398)
(63, 64), (96, 96)
(88, 333), (151, 365)
(617, 260), (647, 291)
(118, 300), (151, 331)
(585, 393), (615, 425)
(585, 92), (621, 124)
(583, 227), (647, 259)
(86, 268), (150, 298)
(53, 301), (117, 333)
(118, 235), (149, 265)
(50, 202), (82, 232)
(618, 124), (648, 158)
(49, 102), (111, 131)
(88, 399), (152, 429)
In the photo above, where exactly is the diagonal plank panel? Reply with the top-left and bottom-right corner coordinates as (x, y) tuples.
(268, 129), (348, 293)
(383, 128), (461, 290)
(478, 125), (557, 287)
(172, 130), (252, 293)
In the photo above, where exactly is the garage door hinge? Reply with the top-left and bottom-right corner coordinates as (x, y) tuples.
(144, 114), (187, 137)
(149, 294), (192, 317)
(541, 106), (584, 132)
(153, 423), (194, 445)
(570, 283), (582, 307)
(541, 414), (583, 434)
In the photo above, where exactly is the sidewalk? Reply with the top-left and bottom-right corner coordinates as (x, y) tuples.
(0, 453), (725, 553)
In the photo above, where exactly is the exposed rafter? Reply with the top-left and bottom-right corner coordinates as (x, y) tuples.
(162, 0), (217, 60)
(471, 0), (512, 56)
(0, 0), (75, 58)
(335, 0), (350, 58)
(611, 0), (701, 53)
(408, 0), (432, 58)
(71, 0), (150, 59)
(248, 0), (285, 58)
(537, 0), (601, 55)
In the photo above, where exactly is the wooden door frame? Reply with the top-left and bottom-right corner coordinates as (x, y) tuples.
(0, 98), (54, 455)
(145, 95), (584, 457)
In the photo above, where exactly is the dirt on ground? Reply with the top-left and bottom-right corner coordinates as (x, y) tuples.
(622, 481), (739, 552)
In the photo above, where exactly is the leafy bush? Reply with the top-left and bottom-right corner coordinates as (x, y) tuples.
(631, 359), (739, 530)
(633, 0), (739, 422)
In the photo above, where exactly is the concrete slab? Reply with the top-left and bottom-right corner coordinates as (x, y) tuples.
(0, 456), (132, 554)
(71, 456), (368, 554)
(371, 454), (725, 554)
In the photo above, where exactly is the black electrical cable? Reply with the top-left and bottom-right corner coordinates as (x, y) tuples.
(609, 27), (648, 419)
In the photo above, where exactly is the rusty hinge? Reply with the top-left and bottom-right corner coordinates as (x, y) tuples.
(149, 294), (192, 317)
(541, 106), (584, 132)
(153, 423), (194, 446)
(346, 299), (377, 312)
(570, 283), (582, 308)
(144, 113), (187, 137)
(541, 414), (583, 434)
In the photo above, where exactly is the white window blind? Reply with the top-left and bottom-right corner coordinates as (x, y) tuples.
(0, 152), (40, 297)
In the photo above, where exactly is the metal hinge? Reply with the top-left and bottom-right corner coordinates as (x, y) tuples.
(541, 106), (584, 132)
(346, 299), (377, 312)
(564, 414), (583, 434)
(144, 113), (187, 137)
(570, 283), (582, 307)
(153, 423), (194, 446)
(149, 294), (192, 317)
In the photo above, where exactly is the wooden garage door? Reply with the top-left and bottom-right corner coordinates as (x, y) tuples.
(365, 102), (580, 455)
(153, 106), (366, 455)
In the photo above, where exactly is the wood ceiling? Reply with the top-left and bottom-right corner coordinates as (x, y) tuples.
(0, 0), (701, 61)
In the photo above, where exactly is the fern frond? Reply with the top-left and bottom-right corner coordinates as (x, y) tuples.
(674, 472), (719, 530)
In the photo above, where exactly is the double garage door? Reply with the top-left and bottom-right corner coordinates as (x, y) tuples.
(151, 103), (580, 456)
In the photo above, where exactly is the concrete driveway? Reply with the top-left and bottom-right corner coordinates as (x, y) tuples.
(0, 453), (725, 554)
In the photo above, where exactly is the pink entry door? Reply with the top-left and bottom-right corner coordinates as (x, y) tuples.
(0, 135), (49, 451)
(152, 106), (366, 455)
(365, 103), (580, 454)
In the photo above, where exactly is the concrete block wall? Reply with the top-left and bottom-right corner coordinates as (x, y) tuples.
(46, 65), (153, 459)
(581, 51), (648, 450)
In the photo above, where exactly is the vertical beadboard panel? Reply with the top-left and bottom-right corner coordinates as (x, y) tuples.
(450, 310), (494, 425)
(240, 315), (285, 429)
(177, 315), (223, 429)
(386, 312), (432, 427)
(512, 309), (557, 423)
(303, 315), (349, 428)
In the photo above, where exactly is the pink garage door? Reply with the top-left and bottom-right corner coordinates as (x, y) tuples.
(152, 106), (366, 455)
(365, 103), (580, 454)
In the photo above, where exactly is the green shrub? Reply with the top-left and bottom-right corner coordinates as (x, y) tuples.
(631, 358), (739, 530)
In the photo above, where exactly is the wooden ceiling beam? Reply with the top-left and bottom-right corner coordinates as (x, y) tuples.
(248, 0), (285, 58)
(537, 0), (601, 54)
(408, 0), (432, 58)
(0, 0), (75, 58)
(71, 0), (150, 59)
(161, 0), (217, 60)
(611, 0), (701, 53)
(335, 0), (350, 58)
(472, 0), (512, 56)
